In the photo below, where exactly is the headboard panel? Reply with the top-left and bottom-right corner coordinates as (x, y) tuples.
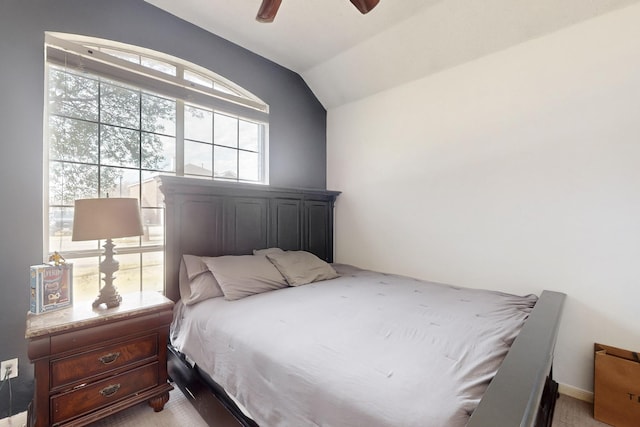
(159, 176), (340, 302)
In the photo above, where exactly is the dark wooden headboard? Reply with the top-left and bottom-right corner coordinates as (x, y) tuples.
(159, 176), (341, 302)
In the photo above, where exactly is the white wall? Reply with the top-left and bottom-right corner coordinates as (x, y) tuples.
(327, 4), (640, 394)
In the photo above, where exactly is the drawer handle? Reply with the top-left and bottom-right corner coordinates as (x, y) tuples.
(99, 383), (121, 398)
(98, 352), (121, 365)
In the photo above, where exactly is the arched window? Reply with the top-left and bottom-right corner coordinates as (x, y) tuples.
(44, 33), (269, 300)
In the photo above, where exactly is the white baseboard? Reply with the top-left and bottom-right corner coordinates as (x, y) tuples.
(558, 383), (594, 403)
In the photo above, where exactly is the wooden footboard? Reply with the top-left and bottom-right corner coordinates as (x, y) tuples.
(467, 290), (566, 427)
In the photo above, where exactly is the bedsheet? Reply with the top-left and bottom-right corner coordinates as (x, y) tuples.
(171, 264), (537, 427)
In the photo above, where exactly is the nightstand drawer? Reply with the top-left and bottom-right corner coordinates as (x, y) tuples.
(51, 334), (158, 389)
(51, 362), (159, 424)
(49, 310), (173, 355)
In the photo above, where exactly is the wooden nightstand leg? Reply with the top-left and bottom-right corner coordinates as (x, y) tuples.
(149, 391), (170, 412)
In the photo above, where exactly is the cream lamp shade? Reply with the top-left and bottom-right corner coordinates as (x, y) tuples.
(72, 197), (144, 241)
(72, 197), (144, 308)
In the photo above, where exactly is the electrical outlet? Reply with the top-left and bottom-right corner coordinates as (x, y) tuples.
(1, 358), (18, 379)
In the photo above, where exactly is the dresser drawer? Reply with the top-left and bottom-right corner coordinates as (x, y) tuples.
(51, 362), (159, 424)
(51, 334), (158, 389)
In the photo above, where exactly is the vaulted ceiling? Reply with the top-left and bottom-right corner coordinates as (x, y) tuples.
(145, 0), (639, 108)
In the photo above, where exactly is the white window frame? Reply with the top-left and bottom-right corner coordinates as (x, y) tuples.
(44, 33), (269, 295)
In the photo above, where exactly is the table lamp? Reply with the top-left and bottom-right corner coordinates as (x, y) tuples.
(72, 197), (144, 308)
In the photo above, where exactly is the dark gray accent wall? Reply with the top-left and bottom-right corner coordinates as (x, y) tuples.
(0, 0), (326, 416)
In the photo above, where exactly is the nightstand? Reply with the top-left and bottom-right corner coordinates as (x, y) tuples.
(25, 291), (174, 427)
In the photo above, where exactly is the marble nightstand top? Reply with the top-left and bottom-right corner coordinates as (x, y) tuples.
(26, 291), (174, 339)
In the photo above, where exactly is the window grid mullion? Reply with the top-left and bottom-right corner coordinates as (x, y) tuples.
(211, 108), (216, 179)
(236, 119), (240, 181)
(138, 88), (143, 292)
(176, 99), (185, 176)
(97, 79), (102, 199)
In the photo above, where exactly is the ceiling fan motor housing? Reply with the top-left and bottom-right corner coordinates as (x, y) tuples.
(257, 0), (379, 22)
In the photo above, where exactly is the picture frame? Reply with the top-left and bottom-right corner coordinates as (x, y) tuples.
(29, 263), (73, 314)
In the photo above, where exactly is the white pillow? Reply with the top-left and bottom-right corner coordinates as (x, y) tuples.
(178, 255), (224, 305)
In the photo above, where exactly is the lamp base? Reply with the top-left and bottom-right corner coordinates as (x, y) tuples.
(93, 238), (123, 309)
(92, 284), (122, 308)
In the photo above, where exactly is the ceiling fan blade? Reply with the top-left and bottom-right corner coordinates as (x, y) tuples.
(256, 0), (282, 23)
(350, 0), (380, 14)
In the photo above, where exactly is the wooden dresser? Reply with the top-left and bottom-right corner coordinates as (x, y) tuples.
(26, 291), (174, 427)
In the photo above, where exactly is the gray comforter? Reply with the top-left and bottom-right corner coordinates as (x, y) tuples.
(171, 264), (537, 427)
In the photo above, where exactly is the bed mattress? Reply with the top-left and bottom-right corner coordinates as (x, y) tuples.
(171, 264), (537, 427)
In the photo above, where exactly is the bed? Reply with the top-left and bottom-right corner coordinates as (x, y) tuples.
(159, 176), (566, 427)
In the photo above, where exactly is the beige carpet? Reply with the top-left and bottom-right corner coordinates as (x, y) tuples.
(99, 391), (611, 427)
(95, 390), (609, 427)
(0, 389), (611, 427)
(0, 386), (206, 427)
(89, 386), (208, 427)
(552, 394), (611, 427)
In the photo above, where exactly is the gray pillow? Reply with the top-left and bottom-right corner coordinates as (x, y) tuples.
(204, 255), (288, 300)
(253, 247), (285, 256)
(179, 255), (224, 305)
(266, 251), (339, 286)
